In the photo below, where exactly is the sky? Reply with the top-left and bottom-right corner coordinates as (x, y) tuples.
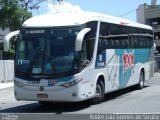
(33, 0), (160, 22)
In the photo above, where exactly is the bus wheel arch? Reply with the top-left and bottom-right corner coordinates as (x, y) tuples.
(137, 68), (145, 89)
(90, 75), (105, 104)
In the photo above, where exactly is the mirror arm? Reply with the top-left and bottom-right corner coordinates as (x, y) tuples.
(4, 30), (20, 51)
(75, 28), (91, 51)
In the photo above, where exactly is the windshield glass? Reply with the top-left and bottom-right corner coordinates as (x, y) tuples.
(16, 27), (81, 75)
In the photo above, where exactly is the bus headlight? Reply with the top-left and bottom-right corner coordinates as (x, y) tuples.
(60, 77), (83, 88)
(14, 80), (25, 87)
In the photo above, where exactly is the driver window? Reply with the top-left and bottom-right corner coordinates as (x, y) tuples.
(80, 21), (97, 67)
(81, 33), (94, 65)
(81, 38), (88, 64)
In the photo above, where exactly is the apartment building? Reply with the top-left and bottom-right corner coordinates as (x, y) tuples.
(137, 0), (160, 52)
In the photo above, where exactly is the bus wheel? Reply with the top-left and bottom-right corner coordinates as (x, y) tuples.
(136, 71), (145, 90)
(90, 80), (105, 104)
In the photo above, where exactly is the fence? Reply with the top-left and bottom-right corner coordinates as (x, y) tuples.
(0, 60), (14, 82)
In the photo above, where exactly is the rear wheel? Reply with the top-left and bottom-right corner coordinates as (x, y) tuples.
(136, 71), (145, 89)
(90, 80), (105, 104)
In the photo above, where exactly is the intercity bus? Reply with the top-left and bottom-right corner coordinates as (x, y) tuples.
(6, 11), (154, 104)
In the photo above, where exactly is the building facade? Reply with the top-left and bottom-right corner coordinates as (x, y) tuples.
(137, 1), (160, 52)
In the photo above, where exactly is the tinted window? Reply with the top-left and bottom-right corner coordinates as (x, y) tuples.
(99, 22), (153, 50)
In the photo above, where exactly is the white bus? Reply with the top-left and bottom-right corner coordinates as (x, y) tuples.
(10, 11), (154, 104)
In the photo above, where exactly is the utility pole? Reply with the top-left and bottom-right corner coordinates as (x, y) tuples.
(46, 0), (66, 5)
(57, 0), (66, 4)
(57, 0), (66, 2)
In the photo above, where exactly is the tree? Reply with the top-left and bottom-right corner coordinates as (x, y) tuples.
(0, 0), (45, 59)
(0, 0), (45, 31)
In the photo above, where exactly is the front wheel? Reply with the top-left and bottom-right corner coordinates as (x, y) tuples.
(136, 71), (145, 90)
(90, 80), (105, 104)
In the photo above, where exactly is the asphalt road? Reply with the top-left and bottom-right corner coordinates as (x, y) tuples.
(1, 73), (160, 119)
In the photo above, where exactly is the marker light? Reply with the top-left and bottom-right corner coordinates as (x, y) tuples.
(120, 21), (129, 25)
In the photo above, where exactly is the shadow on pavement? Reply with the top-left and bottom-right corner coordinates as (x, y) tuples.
(104, 85), (149, 102)
(0, 101), (90, 114)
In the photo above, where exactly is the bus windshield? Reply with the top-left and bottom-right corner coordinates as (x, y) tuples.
(16, 27), (81, 75)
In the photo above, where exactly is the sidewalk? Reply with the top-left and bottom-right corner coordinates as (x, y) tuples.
(0, 81), (13, 90)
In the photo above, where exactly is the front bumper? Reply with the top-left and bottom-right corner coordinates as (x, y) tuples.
(14, 84), (82, 102)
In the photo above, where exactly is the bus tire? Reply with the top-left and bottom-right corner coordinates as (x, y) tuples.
(136, 71), (145, 90)
(90, 79), (105, 104)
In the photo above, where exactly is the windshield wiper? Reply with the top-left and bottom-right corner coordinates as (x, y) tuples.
(46, 53), (57, 74)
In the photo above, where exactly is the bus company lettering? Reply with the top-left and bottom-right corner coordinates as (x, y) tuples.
(122, 50), (134, 74)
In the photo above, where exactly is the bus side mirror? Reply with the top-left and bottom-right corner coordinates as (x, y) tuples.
(4, 30), (20, 51)
(75, 28), (91, 51)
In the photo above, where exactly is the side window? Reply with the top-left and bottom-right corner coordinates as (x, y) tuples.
(99, 22), (110, 37)
(110, 24), (128, 49)
(130, 27), (142, 48)
(98, 22), (110, 53)
(99, 23), (129, 50)
(148, 30), (154, 47)
(139, 36), (144, 48)
(130, 27), (137, 48)
(129, 27), (154, 48)
(81, 37), (88, 62)
(148, 36), (154, 47)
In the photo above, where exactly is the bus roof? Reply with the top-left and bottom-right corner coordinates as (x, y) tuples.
(22, 11), (152, 30)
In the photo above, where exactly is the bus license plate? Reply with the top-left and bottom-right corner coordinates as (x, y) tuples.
(37, 94), (48, 98)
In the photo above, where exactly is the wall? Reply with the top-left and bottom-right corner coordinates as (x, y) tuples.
(137, 4), (145, 24)
(0, 60), (14, 82)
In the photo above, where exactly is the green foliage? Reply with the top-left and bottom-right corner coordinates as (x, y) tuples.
(0, 0), (45, 59)
(3, 49), (15, 60)
(0, 42), (4, 50)
(0, 0), (32, 31)
(0, 42), (15, 60)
